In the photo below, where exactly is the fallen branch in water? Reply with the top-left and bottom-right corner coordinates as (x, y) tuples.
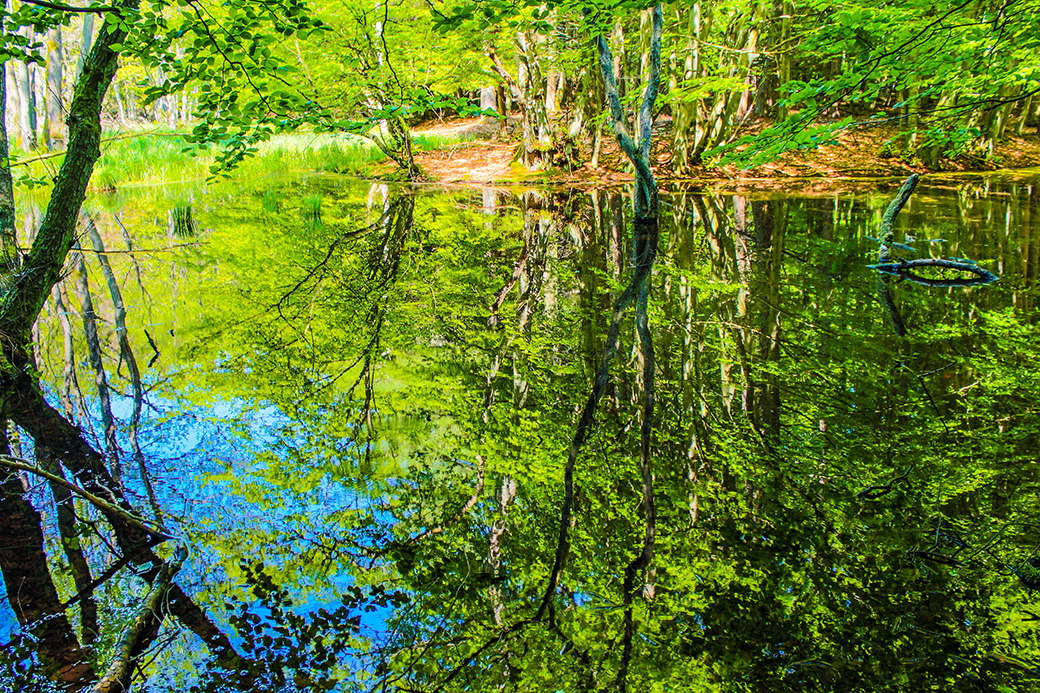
(91, 543), (187, 693)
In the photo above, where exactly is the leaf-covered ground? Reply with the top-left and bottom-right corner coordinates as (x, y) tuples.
(410, 115), (1040, 189)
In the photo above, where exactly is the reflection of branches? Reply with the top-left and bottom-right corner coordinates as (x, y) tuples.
(433, 618), (537, 692)
(0, 455), (168, 540)
(39, 448), (100, 642)
(487, 237), (530, 326)
(71, 236), (122, 487)
(857, 465), (913, 500)
(110, 211), (150, 312)
(51, 283), (90, 424)
(84, 213), (164, 527)
(484, 195), (547, 415)
(536, 236), (655, 621)
(273, 211), (390, 313)
(5, 374), (253, 674)
(410, 454), (486, 544)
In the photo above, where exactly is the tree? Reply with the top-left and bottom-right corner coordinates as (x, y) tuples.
(722, 0), (1040, 168)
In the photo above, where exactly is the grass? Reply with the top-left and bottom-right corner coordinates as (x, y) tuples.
(14, 123), (474, 194)
(94, 130), (209, 186)
(246, 132), (389, 177)
(300, 194), (323, 225)
(412, 131), (477, 151)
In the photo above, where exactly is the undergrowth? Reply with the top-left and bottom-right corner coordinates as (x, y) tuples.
(13, 125), (471, 193)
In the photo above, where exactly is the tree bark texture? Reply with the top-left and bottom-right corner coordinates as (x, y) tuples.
(0, 61), (18, 271)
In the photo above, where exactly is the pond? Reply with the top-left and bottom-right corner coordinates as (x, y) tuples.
(4, 171), (1040, 691)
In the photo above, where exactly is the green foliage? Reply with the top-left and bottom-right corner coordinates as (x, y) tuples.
(720, 0), (1040, 167)
(186, 560), (397, 693)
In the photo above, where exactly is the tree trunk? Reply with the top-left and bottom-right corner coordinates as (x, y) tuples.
(0, 61), (19, 271)
(77, 13), (95, 81)
(45, 26), (64, 150)
(13, 36), (37, 151)
(1016, 93), (1033, 136)
(112, 79), (127, 126)
(0, 0), (136, 343)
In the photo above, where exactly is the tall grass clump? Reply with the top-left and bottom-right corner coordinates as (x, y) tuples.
(94, 131), (210, 187)
(260, 190), (281, 213)
(301, 194), (323, 226)
(248, 132), (388, 177)
(169, 204), (198, 238)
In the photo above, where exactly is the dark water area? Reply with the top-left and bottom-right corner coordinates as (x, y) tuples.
(4, 172), (1040, 691)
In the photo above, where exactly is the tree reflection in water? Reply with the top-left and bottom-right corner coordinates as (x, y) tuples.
(4, 175), (1040, 691)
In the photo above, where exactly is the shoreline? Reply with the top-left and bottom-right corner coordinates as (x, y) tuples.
(408, 116), (1040, 189)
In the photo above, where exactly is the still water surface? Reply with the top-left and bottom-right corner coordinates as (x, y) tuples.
(7, 172), (1040, 690)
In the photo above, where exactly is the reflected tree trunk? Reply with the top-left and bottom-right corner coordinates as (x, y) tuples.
(0, 429), (95, 685)
(83, 214), (163, 525)
(70, 240), (122, 488)
(749, 199), (785, 437)
(0, 3), (257, 684)
(39, 446), (100, 645)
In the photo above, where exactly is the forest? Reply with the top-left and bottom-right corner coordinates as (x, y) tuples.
(2, 0), (1040, 692)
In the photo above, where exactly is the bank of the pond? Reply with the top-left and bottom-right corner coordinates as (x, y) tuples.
(408, 116), (1040, 187)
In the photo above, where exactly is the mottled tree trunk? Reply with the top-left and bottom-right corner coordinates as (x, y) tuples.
(45, 26), (64, 150)
(0, 61), (19, 271)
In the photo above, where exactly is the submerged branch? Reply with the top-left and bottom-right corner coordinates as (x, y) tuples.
(877, 174), (919, 260)
(875, 174), (919, 336)
(90, 543), (187, 693)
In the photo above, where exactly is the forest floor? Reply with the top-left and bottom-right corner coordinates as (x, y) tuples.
(408, 115), (1040, 191)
